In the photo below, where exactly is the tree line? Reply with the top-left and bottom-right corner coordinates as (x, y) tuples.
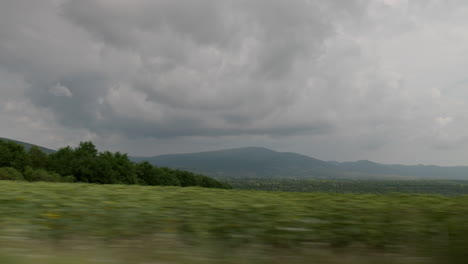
(0, 139), (230, 189)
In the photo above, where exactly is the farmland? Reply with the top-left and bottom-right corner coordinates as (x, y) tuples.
(227, 179), (468, 196)
(1, 181), (468, 263)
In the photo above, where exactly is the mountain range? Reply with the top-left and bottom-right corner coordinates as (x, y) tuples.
(131, 147), (468, 180)
(130, 147), (340, 179)
(3, 137), (468, 180)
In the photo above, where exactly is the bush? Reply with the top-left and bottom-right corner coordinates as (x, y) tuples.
(24, 167), (63, 182)
(0, 167), (24, 181)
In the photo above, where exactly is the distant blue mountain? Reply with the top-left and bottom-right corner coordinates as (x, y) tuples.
(130, 147), (468, 180)
(130, 147), (342, 179)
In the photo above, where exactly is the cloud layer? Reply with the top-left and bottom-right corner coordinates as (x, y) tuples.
(2, 0), (468, 165)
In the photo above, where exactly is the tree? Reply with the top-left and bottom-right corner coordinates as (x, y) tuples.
(93, 151), (118, 184)
(94, 151), (137, 184)
(28, 146), (49, 169)
(75, 141), (98, 157)
(136, 161), (181, 186)
(109, 152), (137, 184)
(156, 167), (182, 186)
(135, 161), (156, 185)
(71, 141), (99, 182)
(49, 142), (99, 182)
(2, 139), (229, 188)
(49, 146), (75, 177)
(174, 169), (198, 187)
(0, 139), (29, 171)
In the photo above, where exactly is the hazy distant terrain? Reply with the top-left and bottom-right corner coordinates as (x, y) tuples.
(227, 178), (468, 196)
(333, 160), (468, 180)
(131, 147), (468, 180)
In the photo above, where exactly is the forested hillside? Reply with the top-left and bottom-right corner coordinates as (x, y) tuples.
(0, 139), (229, 189)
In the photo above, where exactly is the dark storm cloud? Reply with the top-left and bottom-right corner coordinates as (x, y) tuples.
(0, 0), (368, 139)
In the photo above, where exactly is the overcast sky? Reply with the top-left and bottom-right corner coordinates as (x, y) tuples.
(2, 0), (468, 165)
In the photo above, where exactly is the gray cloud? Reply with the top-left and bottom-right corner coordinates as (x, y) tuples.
(2, 0), (468, 165)
(11, 0), (367, 138)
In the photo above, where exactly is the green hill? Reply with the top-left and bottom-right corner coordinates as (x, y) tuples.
(131, 147), (339, 179)
(0, 137), (55, 154)
(130, 147), (385, 179)
(131, 147), (468, 180)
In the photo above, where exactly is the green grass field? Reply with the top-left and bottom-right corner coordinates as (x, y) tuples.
(2, 181), (468, 263)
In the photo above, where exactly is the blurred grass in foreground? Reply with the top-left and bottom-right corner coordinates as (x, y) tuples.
(2, 181), (468, 263)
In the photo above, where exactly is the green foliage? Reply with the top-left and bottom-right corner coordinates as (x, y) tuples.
(70, 141), (99, 182)
(28, 146), (49, 169)
(0, 167), (24, 181)
(94, 151), (137, 184)
(135, 162), (230, 188)
(23, 167), (64, 182)
(0, 140), (228, 188)
(0, 139), (29, 171)
(48, 146), (75, 176)
(194, 173), (232, 189)
(136, 161), (180, 186)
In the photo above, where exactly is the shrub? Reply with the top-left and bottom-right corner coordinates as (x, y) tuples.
(0, 167), (24, 181)
(24, 167), (63, 182)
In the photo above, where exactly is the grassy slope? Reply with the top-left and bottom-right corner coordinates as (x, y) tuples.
(1, 181), (468, 263)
